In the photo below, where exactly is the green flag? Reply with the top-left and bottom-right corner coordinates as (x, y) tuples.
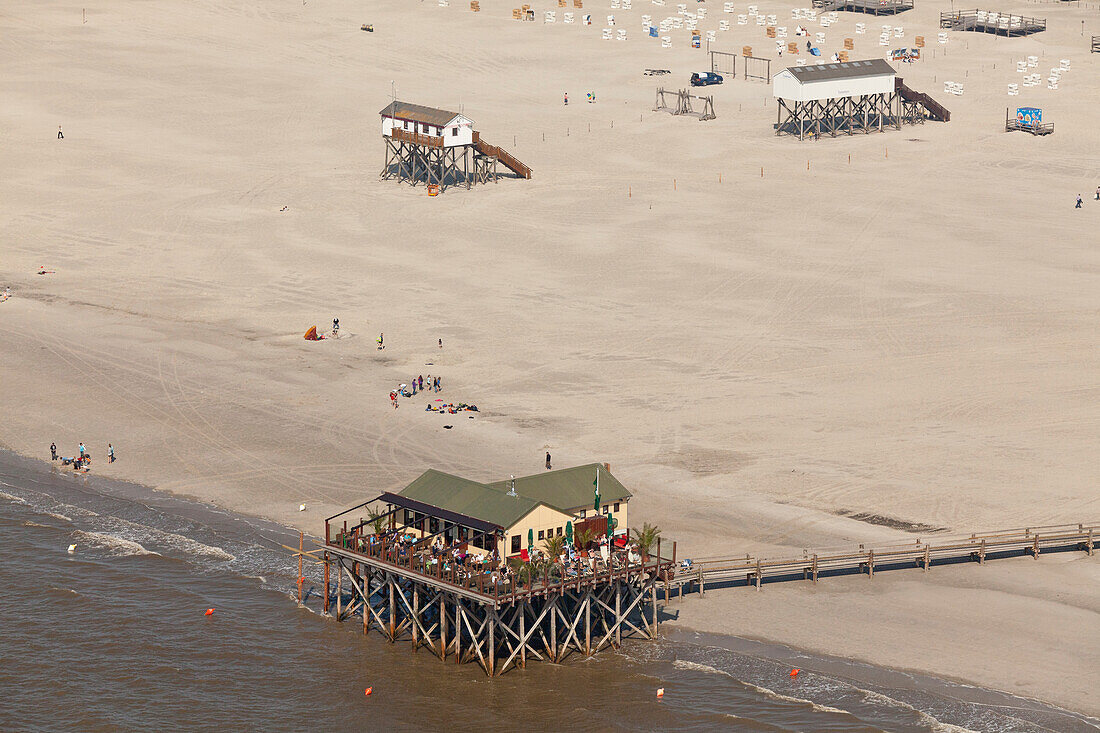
(607, 516), (616, 538)
(565, 521), (573, 546)
(527, 528), (534, 552)
(593, 467), (601, 511)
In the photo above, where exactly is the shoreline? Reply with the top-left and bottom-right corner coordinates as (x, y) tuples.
(3, 0), (1097, 720)
(4, 441), (1098, 723)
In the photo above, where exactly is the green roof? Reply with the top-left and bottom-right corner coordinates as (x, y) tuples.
(397, 469), (542, 529)
(395, 464), (632, 529)
(485, 463), (631, 511)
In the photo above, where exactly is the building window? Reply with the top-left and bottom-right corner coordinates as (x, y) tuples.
(511, 535), (521, 554)
(580, 510), (586, 519)
(556, 526), (562, 537)
(403, 509), (414, 525)
(403, 120), (409, 130)
(538, 530), (544, 540)
(451, 127), (458, 136)
(614, 503), (620, 513)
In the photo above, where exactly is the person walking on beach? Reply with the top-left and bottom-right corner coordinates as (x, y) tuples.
(546, 452), (552, 470)
(79, 442), (86, 458)
(50, 442), (57, 461)
(1076, 194), (1083, 209)
(58, 125), (63, 140)
(378, 332), (385, 350)
(438, 338), (443, 349)
(411, 378), (417, 395)
(434, 376), (441, 393)
(564, 92), (569, 106)
(108, 444), (115, 463)
(1095, 185), (1099, 201)
(418, 375), (424, 392)
(332, 317), (339, 337)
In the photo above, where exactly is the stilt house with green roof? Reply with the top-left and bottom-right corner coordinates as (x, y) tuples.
(384, 463), (631, 558)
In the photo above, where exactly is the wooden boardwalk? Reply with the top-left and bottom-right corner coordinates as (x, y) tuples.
(813, 0), (913, 15)
(669, 523), (1096, 598)
(939, 9), (1046, 37)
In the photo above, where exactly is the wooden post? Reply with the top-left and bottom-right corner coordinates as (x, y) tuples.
(454, 603), (462, 664)
(440, 594), (448, 660)
(520, 602), (527, 668)
(1033, 534), (1039, 559)
(323, 552), (330, 615)
(923, 544), (931, 571)
(412, 586), (419, 650)
(1088, 529), (1094, 557)
(812, 554), (819, 582)
(699, 567), (705, 596)
(979, 538), (986, 564)
(755, 559), (762, 590)
(488, 610), (495, 677)
(364, 569), (370, 635)
(297, 532), (304, 605)
(651, 582), (658, 637)
(868, 550), (875, 578)
(550, 596), (557, 662)
(585, 594), (591, 656)
(615, 583), (622, 648)
(389, 576), (396, 640)
(337, 559), (343, 618)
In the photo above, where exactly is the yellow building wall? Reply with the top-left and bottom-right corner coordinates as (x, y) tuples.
(501, 504), (575, 556)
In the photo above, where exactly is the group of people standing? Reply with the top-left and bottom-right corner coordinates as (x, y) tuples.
(50, 441), (114, 470)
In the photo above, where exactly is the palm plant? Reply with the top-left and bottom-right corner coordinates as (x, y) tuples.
(366, 507), (387, 535)
(631, 522), (662, 560)
(575, 526), (596, 552)
(543, 534), (566, 561)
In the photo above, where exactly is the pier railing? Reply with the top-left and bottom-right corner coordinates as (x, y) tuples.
(669, 522), (1096, 597)
(325, 526), (676, 606)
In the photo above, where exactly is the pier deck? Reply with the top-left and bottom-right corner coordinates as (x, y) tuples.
(670, 523), (1095, 597)
(939, 9), (1046, 36)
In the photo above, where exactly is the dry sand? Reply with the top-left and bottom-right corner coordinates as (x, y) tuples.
(1, 0), (1098, 716)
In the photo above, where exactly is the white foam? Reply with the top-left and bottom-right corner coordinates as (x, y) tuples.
(46, 512), (73, 522)
(672, 660), (850, 715)
(858, 689), (981, 733)
(98, 515), (236, 562)
(0, 489), (27, 504)
(73, 529), (160, 557)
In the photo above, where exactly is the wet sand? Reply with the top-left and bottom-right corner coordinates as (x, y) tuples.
(1, 0), (1098, 716)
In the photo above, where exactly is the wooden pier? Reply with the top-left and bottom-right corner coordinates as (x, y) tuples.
(668, 523), (1095, 598)
(939, 9), (1046, 37)
(320, 503), (675, 677)
(813, 0), (913, 16)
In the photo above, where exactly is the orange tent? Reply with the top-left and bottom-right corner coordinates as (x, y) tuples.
(304, 326), (319, 341)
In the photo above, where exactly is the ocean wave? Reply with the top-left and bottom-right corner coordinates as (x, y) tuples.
(0, 489), (27, 504)
(72, 529), (161, 557)
(858, 690), (982, 733)
(671, 660), (852, 716)
(23, 520), (49, 527)
(46, 512), (73, 522)
(96, 516), (236, 562)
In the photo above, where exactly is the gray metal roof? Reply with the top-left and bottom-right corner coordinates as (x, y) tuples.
(379, 101), (462, 126)
(785, 58), (896, 83)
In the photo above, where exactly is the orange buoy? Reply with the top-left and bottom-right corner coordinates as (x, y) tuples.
(204, 608), (215, 616)
(656, 688), (664, 698)
(364, 687), (373, 696)
(789, 669), (800, 678)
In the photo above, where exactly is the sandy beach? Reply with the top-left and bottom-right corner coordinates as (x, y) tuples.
(2, 0), (1098, 716)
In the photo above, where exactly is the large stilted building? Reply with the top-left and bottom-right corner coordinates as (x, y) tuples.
(379, 101), (531, 191)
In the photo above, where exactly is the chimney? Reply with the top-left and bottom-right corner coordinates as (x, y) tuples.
(604, 462), (610, 472)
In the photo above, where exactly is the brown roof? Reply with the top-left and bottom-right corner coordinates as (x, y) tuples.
(379, 101), (462, 126)
(786, 58), (896, 83)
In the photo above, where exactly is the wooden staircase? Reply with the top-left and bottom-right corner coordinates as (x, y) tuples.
(474, 136), (532, 179)
(896, 77), (950, 122)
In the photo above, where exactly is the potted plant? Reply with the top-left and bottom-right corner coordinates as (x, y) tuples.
(631, 522), (661, 563)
